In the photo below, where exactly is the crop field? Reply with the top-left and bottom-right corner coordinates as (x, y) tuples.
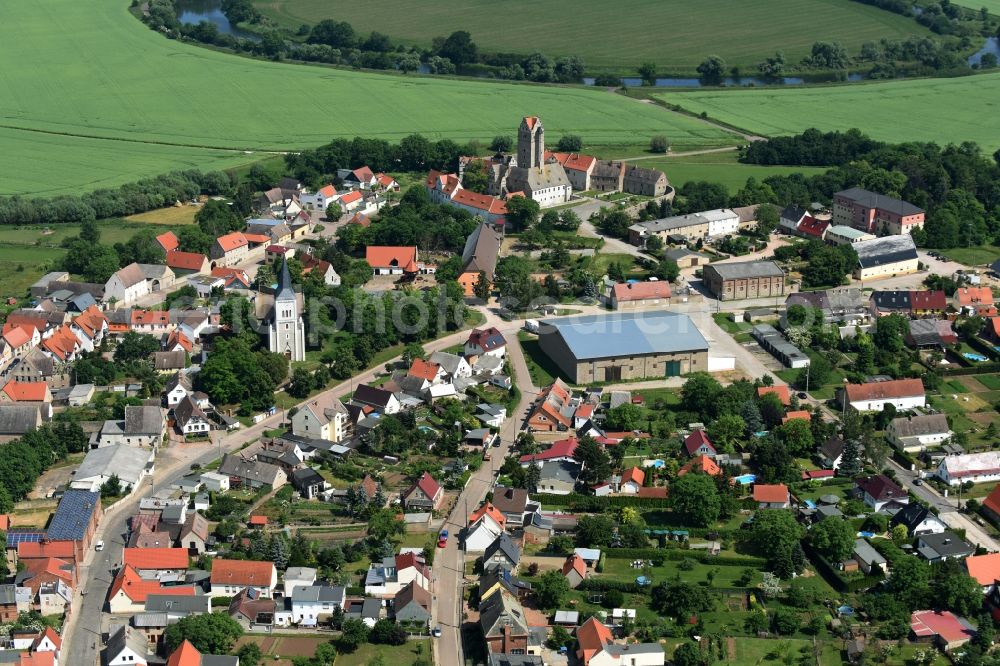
(632, 151), (829, 194)
(661, 73), (1000, 150)
(0, 0), (739, 197)
(256, 0), (926, 72)
(950, 0), (1000, 12)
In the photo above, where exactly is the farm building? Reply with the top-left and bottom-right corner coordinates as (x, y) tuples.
(751, 323), (810, 369)
(853, 235), (919, 281)
(702, 261), (785, 301)
(842, 378), (925, 412)
(832, 188), (924, 236)
(537, 311), (709, 383)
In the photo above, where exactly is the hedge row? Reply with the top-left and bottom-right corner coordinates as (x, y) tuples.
(941, 362), (1000, 376)
(803, 542), (882, 593)
(604, 547), (766, 567)
(577, 579), (650, 594)
(533, 493), (671, 510)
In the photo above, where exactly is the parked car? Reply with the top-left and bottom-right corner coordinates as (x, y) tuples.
(95, 541), (105, 551)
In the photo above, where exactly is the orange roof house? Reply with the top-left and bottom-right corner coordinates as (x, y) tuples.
(1, 381), (51, 403)
(3, 326), (33, 350)
(758, 385), (790, 405)
(844, 378), (925, 409)
(17, 541), (77, 562)
(248, 515), (268, 527)
(679, 455), (721, 477)
(621, 467), (645, 489)
(576, 617), (614, 666)
(40, 325), (80, 361)
(983, 485), (1000, 521)
(122, 547), (190, 571)
(156, 231), (179, 254)
(131, 310), (169, 328)
(782, 410), (811, 423)
(109, 564), (195, 606)
(469, 503), (506, 530)
(527, 378), (574, 431)
(166, 251), (209, 273)
(611, 281), (671, 306)
(955, 287), (994, 308)
(966, 553), (1000, 587)
(166, 330), (193, 353)
(365, 246), (418, 272)
(210, 559), (277, 591)
(72, 305), (107, 340)
(166, 640), (202, 666)
(753, 483), (790, 506)
(407, 358), (442, 383)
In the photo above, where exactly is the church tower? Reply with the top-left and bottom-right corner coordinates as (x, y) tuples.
(517, 116), (544, 169)
(268, 257), (306, 362)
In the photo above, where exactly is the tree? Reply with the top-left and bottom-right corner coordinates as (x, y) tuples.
(650, 580), (715, 619)
(369, 618), (407, 645)
(637, 62), (657, 85)
(696, 55), (726, 84)
(650, 135), (670, 154)
(653, 258), (680, 283)
(672, 643), (704, 666)
(100, 474), (123, 498)
(771, 608), (800, 635)
(605, 403), (643, 431)
(80, 219), (101, 244)
(707, 414), (745, 453)
(839, 437), (863, 478)
(114, 331), (161, 364)
(196, 199), (242, 237)
(757, 51), (786, 78)
(809, 516), (855, 562)
(438, 30), (477, 65)
(573, 436), (612, 485)
(547, 625), (572, 650)
(681, 373), (722, 418)
(575, 514), (615, 547)
(669, 473), (721, 527)
(237, 643), (262, 666)
(534, 570), (570, 608)
(165, 613), (243, 654)
(505, 195), (540, 230)
(933, 559), (984, 617)
(556, 135), (583, 152)
(338, 618), (369, 652)
(740, 400), (764, 435)
(288, 368), (315, 398)
(473, 271), (491, 301)
(748, 509), (804, 576)
(774, 418), (814, 457)
(325, 202), (343, 220)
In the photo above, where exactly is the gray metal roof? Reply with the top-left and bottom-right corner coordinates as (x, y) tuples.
(0, 404), (43, 435)
(484, 533), (521, 565)
(917, 531), (973, 558)
(854, 235), (918, 269)
(75, 444), (151, 486)
(291, 585), (345, 603)
(836, 188), (923, 217)
(853, 538), (886, 565)
(47, 490), (101, 541)
(539, 311), (708, 360)
(603, 644), (665, 657)
(705, 260), (784, 280)
(890, 414), (950, 438)
(538, 460), (581, 485)
(0, 584), (16, 605)
(145, 594), (211, 614)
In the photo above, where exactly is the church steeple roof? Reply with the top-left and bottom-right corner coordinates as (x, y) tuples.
(276, 256), (295, 301)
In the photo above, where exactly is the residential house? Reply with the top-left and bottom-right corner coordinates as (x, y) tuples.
(609, 281), (672, 310)
(108, 565), (195, 613)
(364, 552), (431, 598)
(890, 503), (947, 537)
(166, 252), (210, 276)
(165, 640), (238, 666)
(209, 560), (277, 598)
(753, 484), (790, 509)
(519, 437), (578, 467)
(678, 455), (721, 477)
(217, 454), (287, 491)
(122, 548), (189, 577)
(290, 585), (346, 625)
(290, 468), (328, 500)
(106, 626), (148, 666)
(966, 553), (1000, 591)
(856, 475), (908, 511)
(365, 246), (419, 275)
(843, 378), (925, 412)
(536, 460), (580, 495)
(0, 404), (44, 437)
(853, 235), (919, 280)
(164, 372), (193, 407)
(480, 589), (529, 655)
(402, 472), (443, 511)
(887, 414), (952, 452)
(683, 430), (716, 458)
(954, 287), (995, 316)
(457, 223), (504, 297)
(72, 444), (152, 493)
(851, 539), (888, 575)
(210, 233), (249, 268)
(173, 396), (210, 437)
(465, 327), (507, 361)
(344, 598), (382, 628)
(282, 568), (317, 597)
(917, 532), (974, 563)
(910, 610), (976, 652)
(291, 394), (349, 442)
(92, 405), (166, 448)
(153, 351), (185, 373)
(228, 587), (277, 631)
(527, 378), (575, 432)
(577, 616), (664, 666)
(623, 165), (669, 197)
(428, 351), (473, 382)
(0, 381), (53, 418)
(482, 533), (520, 573)
(906, 319), (958, 348)
(393, 581), (431, 627)
(937, 452), (1000, 486)
(465, 504), (507, 553)
(491, 486), (537, 527)
(350, 384), (400, 415)
(619, 467), (645, 494)
(832, 188), (925, 236)
(819, 436), (844, 470)
(562, 554), (587, 589)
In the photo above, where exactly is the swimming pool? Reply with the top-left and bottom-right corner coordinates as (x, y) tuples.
(804, 500), (817, 509)
(734, 474), (756, 485)
(964, 352), (988, 362)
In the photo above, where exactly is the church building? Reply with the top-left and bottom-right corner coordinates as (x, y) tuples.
(487, 116), (572, 208)
(261, 257), (306, 362)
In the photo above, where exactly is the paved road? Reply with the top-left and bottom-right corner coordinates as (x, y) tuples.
(432, 325), (537, 666)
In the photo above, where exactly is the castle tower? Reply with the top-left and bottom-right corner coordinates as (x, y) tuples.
(517, 116), (544, 169)
(268, 257), (306, 362)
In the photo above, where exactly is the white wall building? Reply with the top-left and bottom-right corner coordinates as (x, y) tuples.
(701, 208), (740, 238)
(936, 452), (1000, 486)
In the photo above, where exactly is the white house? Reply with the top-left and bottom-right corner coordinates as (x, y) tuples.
(209, 560), (277, 598)
(937, 452), (1000, 486)
(106, 627), (147, 666)
(291, 394), (349, 442)
(843, 378), (925, 412)
(428, 351), (473, 380)
(174, 396), (211, 437)
(200, 471), (230, 492)
(299, 184), (339, 213)
(464, 504), (506, 552)
(71, 444), (152, 494)
(464, 327), (507, 360)
(701, 208), (740, 238)
(104, 264), (151, 305)
(282, 567), (317, 597)
(290, 585), (346, 625)
(620, 467), (644, 494)
(164, 372), (192, 407)
(887, 414), (952, 452)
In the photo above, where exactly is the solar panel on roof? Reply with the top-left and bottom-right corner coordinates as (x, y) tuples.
(6, 532), (45, 547)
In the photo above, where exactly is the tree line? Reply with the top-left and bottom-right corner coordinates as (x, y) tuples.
(737, 128), (1000, 249)
(0, 422), (89, 512)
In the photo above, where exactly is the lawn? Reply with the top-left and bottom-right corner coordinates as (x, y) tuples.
(0, 0), (737, 197)
(0, 246), (66, 299)
(663, 72), (1000, 150)
(630, 151), (829, 194)
(257, 0), (925, 73)
(939, 244), (1000, 266)
(517, 331), (562, 386)
(333, 642), (433, 666)
(126, 205), (200, 226)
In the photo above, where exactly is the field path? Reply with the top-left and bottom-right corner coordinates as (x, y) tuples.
(622, 145), (741, 161)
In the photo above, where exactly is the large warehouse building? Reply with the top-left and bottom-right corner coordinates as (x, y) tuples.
(537, 311), (709, 383)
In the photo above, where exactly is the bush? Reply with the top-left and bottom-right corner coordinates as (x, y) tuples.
(603, 589), (625, 608)
(650, 135), (670, 153)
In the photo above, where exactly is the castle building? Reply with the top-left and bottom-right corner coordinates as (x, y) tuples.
(487, 117), (572, 208)
(263, 258), (305, 362)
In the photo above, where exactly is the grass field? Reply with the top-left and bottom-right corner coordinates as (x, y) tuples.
(938, 244), (1000, 266)
(663, 72), (1000, 150)
(633, 151), (829, 193)
(0, 0), (739, 197)
(126, 204), (200, 225)
(256, 0), (926, 72)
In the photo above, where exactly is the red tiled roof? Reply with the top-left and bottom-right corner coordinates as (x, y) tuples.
(2, 381), (49, 402)
(984, 485), (1000, 518)
(910, 610), (975, 644)
(18, 541), (77, 561)
(469, 503), (506, 529)
(408, 358), (441, 382)
(166, 640), (202, 666)
(339, 190), (363, 205)
(856, 474), (904, 502)
(41, 325), (78, 361)
(910, 290), (947, 310)
(679, 455), (720, 477)
(798, 215), (830, 238)
(519, 437), (578, 464)
(35, 627), (62, 651)
(348, 212), (371, 227)
(0, 515), (9, 531)
(758, 385), (791, 405)
(243, 233), (271, 244)
(365, 246), (417, 270)
(452, 188), (508, 215)
(123, 547), (190, 570)
(575, 404), (594, 419)
(22, 557), (74, 587)
(782, 410), (811, 423)
(352, 166), (375, 182)
(802, 469), (836, 480)
(110, 564), (195, 602)
(956, 287), (994, 306)
(612, 281), (671, 302)
(166, 251), (208, 271)
(157, 231), (179, 253)
(845, 378), (924, 403)
(576, 617), (613, 666)
(967, 553), (1000, 586)
(753, 483), (789, 503)
(467, 327), (506, 352)
(3, 313), (48, 335)
(4, 326), (32, 349)
(167, 330), (193, 353)
(523, 116), (539, 130)
(376, 174), (397, 188)
(19, 652), (55, 666)
(412, 472), (441, 500)
(215, 232), (248, 253)
(318, 184), (336, 198)
(131, 310), (168, 327)
(636, 486), (668, 499)
(621, 466), (645, 486)
(73, 305), (107, 339)
(562, 553), (587, 579)
(248, 515), (267, 526)
(683, 430), (716, 456)
(210, 559), (274, 586)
